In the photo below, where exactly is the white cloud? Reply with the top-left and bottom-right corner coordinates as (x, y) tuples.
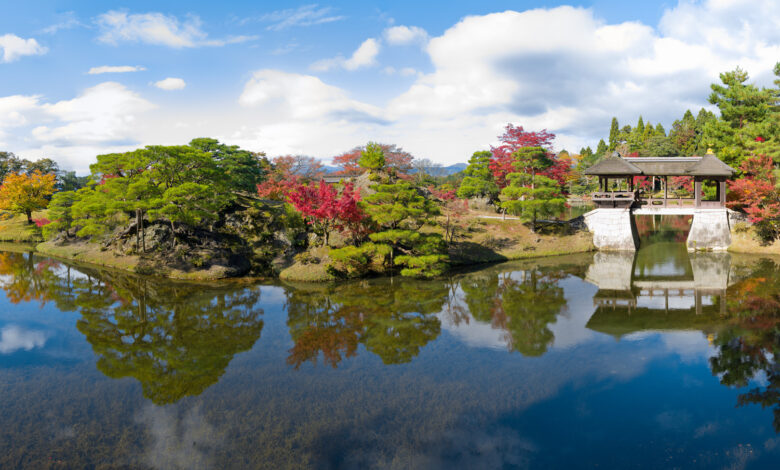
(41, 11), (82, 34)
(232, 69), (387, 156)
(153, 77), (187, 90)
(88, 65), (146, 74)
(384, 25), (429, 45)
(248, 4), (345, 31)
(32, 82), (154, 148)
(0, 325), (47, 354)
(0, 34), (47, 63)
(96, 10), (256, 48)
(311, 38), (380, 71)
(378, 2), (780, 161)
(7, 0), (780, 171)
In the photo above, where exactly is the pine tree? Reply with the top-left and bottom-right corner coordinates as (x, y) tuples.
(608, 117), (620, 151)
(457, 150), (498, 199)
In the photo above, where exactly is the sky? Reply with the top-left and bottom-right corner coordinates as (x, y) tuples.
(1, 0), (779, 173)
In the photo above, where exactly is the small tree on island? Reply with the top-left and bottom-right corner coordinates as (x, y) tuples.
(499, 147), (565, 232)
(287, 180), (365, 246)
(0, 171), (57, 224)
(456, 150), (498, 200)
(328, 142), (449, 278)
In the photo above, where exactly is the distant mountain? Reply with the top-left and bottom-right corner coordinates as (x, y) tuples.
(321, 165), (342, 174)
(441, 163), (467, 175)
(322, 162), (467, 175)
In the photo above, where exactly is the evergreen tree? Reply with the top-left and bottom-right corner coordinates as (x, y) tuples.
(595, 139), (608, 157)
(330, 142), (448, 278)
(608, 117), (620, 151)
(498, 147), (565, 232)
(703, 66), (777, 165)
(456, 150), (498, 199)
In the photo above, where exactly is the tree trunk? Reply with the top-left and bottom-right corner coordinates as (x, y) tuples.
(170, 220), (176, 249)
(26, 210), (32, 224)
(136, 209), (141, 251)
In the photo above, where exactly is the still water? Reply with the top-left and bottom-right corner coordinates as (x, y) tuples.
(1, 219), (779, 469)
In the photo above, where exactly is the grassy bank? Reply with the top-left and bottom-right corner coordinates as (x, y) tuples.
(278, 216), (595, 282)
(0, 212), (46, 243)
(729, 226), (780, 255)
(35, 240), (241, 281)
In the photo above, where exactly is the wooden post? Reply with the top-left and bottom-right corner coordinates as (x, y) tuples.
(694, 178), (701, 208)
(663, 176), (668, 207)
(719, 180), (726, 207)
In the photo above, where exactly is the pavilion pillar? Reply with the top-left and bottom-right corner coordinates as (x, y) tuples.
(694, 177), (702, 208)
(663, 176), (668, 207)
(719, 179), (726, 207)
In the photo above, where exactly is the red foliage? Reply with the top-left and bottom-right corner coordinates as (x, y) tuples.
(632, 176), (652, 191)
(727, 154), (780, 223)
(257, 155), (324, 200)
(670, 176), (693, 193)
(287, 181), (367, 243)
(98, 174), (120, 185)
(542, 158), (571, 189)
(428, 186), (457, 201)
(257, 176), (301, 200)
(488, 124), (557, 188)
(756, 136), (766, 142)
(32, 218), (51, 227)
(332, 144), (414, 176)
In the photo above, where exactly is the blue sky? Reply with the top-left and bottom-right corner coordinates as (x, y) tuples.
(1, 1), (778, 172)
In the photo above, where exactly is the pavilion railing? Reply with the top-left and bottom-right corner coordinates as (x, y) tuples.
(637, 197), (696, 208)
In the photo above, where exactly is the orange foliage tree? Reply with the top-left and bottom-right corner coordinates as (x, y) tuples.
(0, 171), (57, 223)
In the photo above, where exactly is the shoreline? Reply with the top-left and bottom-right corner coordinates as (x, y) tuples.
(3, 224), (777, 284)
(1, 232), (598, 284)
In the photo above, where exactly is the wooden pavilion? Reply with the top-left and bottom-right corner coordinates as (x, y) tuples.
(583, 151), (735, 209)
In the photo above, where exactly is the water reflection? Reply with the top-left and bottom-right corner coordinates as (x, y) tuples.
(285, 279), (444, 367)
(0, 236), (779, 459)
(458, 268), (568, 356)
(0, 251), (264, 404)
(712, 257), (780, 432)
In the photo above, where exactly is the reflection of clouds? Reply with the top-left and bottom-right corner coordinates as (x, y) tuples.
(437, 311), (507, 350)
(655, 410), (692, 430)
(136, 404), (223, 470)
(549, 278), (600, 350)
(660, 331), (714, 363)
(341, 424), (536, 469)
(693, 422), (719, 438)
(0, 324), (47, 353)
(622, 331), (714, 364)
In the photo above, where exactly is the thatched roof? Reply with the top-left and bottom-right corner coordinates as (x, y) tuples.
(583, 156), (642, 175)
(687, 154), (736, 176)
(585, 154), (734, 177)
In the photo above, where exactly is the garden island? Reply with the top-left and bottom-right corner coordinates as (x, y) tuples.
(1, 64), (779, 282)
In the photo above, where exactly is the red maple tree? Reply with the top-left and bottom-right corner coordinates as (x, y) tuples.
(257, 155), (325, 200)
(728, 154), (780, 223)
(489, 124), (556, 188)
(287, 181), (367, 245)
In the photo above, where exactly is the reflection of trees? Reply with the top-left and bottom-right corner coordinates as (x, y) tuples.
(711, 258), (780, 431)
(285, 280), (445, 368)
(0, 252), (263, 404)
(0, 252), (63, 305)
(460, 268), (567, 356)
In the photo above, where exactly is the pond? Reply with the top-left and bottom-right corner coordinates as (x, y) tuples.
(1, 226), (779, 469)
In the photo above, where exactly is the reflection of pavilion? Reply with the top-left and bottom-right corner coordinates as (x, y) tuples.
(583, 251), (733, 336)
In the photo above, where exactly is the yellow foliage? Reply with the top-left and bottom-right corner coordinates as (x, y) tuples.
(0, 171), (57, 223)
